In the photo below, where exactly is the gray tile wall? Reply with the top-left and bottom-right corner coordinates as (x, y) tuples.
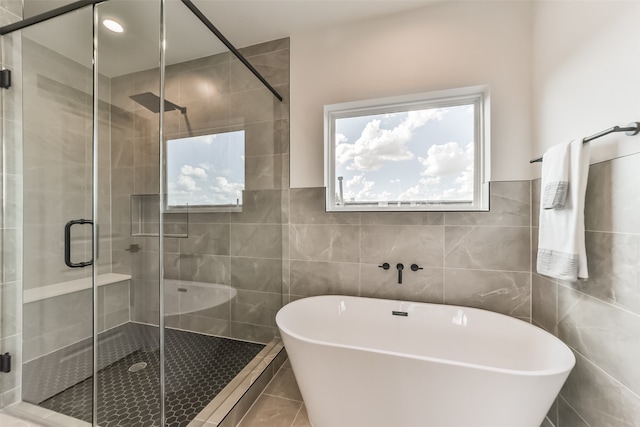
(284, 181), (532, 320)
(0, 0), (23, 409)
(531, 153), (640, 426)
(111, 39), (290, 344)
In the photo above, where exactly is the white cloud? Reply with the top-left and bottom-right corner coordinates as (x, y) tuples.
(420, 176), (442, 186)
(419, 141), (473, 177)
(176, 174), (198, 191)
(181, 164), (208, 179)
(345, 174), (371, 189)
(210, 177), (243, 204)
(344, 174), (375, 200)
(396, 153), (474, 202)
(454, 169), (474, 199)
(336, 109), (445, 171)
(336, 133), (348, 144)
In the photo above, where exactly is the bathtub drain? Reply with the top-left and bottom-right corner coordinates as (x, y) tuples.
(128, 362), (147, 372)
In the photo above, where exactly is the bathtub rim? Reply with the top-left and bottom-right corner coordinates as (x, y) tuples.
(276, 295), (575, 377)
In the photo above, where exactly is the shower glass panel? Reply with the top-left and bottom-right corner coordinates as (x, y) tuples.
(19, 5), (96, 421)
(10, 0), (284, 424)
(95, 0), (163, 426)
(162, 0), (284, 420)
(22, 1), (84, 19)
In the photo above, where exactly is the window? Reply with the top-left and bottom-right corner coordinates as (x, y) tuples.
(325, 86), (489, 211)
(167, 130), (245, 211)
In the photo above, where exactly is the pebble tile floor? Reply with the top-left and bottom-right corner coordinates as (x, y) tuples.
(38, 324), (264, 427)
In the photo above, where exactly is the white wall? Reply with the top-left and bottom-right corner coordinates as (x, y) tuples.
(532, 1), (640, 178)
(290, 1), (533, 188)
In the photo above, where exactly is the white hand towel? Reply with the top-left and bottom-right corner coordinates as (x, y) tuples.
(537, 139), (590, 280)
(541, 141), (571, 209)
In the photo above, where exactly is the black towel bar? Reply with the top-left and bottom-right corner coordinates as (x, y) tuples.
(529, 122), (640, 163)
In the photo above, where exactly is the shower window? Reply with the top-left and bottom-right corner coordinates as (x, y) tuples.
(166, 130), (245, 211)
(325, 86), (490, 211)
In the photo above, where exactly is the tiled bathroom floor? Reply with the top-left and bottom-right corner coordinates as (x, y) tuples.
(236, 362), (311, 427)
(38, 323), (264, 427)
(0, 412), (47, 427)
(2, 353), (304, 427)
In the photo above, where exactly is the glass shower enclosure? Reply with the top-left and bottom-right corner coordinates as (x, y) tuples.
(1, 0), (286, 425)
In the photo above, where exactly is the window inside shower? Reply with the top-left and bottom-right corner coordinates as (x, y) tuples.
(166, 130), (246, 210)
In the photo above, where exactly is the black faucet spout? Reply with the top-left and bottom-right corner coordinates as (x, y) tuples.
(396, 263), (404, 284)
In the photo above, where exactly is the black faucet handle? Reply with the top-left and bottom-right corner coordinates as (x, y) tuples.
(396, 263), (404, 284)
(378, 262), (390, 270)
(410, 264), (423, 271)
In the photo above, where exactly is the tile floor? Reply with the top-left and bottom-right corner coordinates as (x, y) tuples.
(37, 324), (264, 427)
(0, 412), (46, 427)
(0, 360), (309, 427)
(236, 362), (311, 427)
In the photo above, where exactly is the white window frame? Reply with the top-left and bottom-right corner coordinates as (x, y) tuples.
(324, 85), (490, 212)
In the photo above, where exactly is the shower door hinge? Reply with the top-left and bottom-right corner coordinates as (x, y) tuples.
(0, 69), (11, 89)
(0, 352), (11, 373)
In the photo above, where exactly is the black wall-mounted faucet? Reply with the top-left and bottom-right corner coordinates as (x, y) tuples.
(396, 263), (404, 284)
(379, 262), (421, 284)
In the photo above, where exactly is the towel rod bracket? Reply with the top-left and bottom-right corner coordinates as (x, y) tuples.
(625, 122), (640, 136)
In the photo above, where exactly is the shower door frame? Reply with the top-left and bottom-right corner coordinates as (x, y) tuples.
(1, 0), (283, 425)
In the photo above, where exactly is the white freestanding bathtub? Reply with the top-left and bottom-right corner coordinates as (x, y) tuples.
(276, 295), (575, 427)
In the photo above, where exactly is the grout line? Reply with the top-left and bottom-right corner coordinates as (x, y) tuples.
(584, 229), (640, 236)
(443, 266), (531, 274)
(556, 280), (640, 319)
(569, 346), (640, 401)
(557, 395), (592, 427)
(289, 404), (304, 427)
(234, 363), (293, 427)
(260, 393), (302, 404)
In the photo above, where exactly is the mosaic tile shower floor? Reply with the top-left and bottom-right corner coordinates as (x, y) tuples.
(38, 323), (264, 427)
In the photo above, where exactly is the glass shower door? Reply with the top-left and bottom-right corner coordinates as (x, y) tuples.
(94, 0), (163, 425)
(19, 1), (165, 425)
(20, 5), (97, 422)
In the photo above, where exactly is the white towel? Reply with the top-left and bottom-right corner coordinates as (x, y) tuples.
(541, 141), (571, 209)
(537, 139), (590, 280)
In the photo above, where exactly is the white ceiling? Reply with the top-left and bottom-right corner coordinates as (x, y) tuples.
(22, 0), (439, 77)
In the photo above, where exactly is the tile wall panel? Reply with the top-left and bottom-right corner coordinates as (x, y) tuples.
(285, 181), (532, 318)
(289, 260), (360, 298)
(531, 273), (557, 335)
(531, 152), (640, 426)
(360, 265), (444, 304)
(444, 225), (530, 272)
(113, 39), (290, 343)
(444, 269), (530, 318)
(558, 286), (640, 396)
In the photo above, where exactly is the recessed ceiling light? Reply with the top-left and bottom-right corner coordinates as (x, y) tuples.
(103, 19), (124, 33)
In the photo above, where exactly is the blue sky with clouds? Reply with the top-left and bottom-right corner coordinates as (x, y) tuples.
(334, 104), (474, 203)
(167, 131), (245, 207)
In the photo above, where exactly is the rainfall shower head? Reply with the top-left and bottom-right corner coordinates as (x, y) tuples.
(129, 92), (186, 114)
